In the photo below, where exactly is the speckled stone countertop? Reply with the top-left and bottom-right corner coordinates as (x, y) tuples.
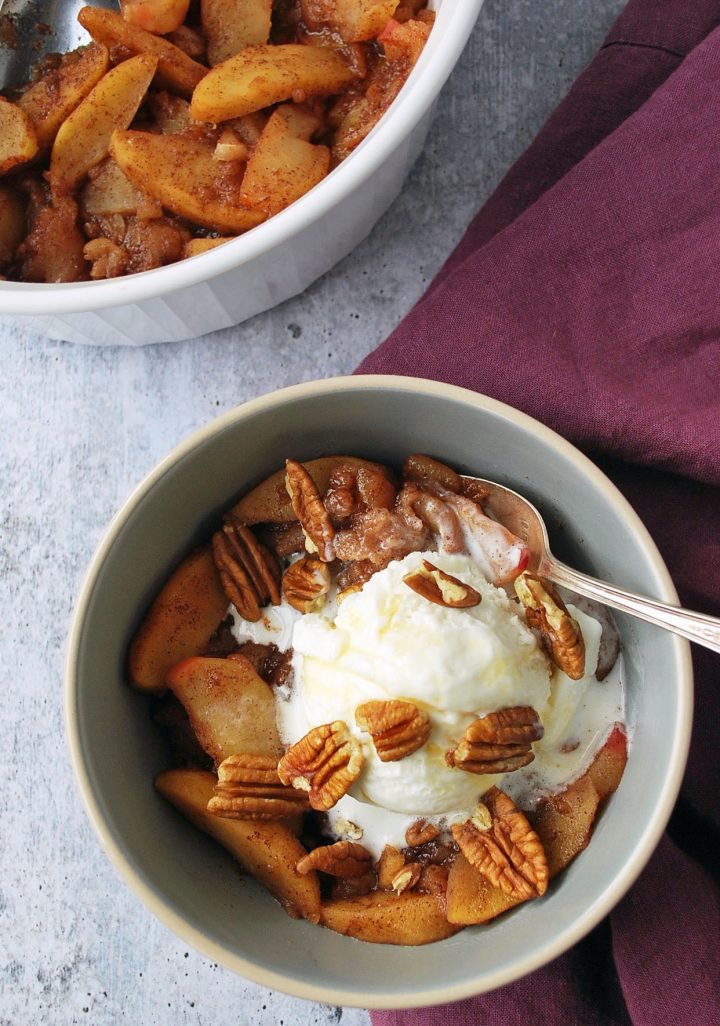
(0, 2), (623, 1022)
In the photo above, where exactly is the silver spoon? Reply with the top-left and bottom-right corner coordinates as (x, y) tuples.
(0, 0), (116, 92)
(473, 476), (720, 654)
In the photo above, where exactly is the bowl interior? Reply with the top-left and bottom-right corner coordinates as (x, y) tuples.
(67, 378), (690, 1007)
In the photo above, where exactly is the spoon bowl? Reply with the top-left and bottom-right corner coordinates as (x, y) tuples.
(0, 0), (116, 92)
(474, 476), (720, 655)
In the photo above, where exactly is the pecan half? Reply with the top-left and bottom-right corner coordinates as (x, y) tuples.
(324, 463), (396, 522)
(334, 506), (428, 567)
(446, 706), (544, 774)
(451, 787), (548, 900)
(212, 522), (281, 622)
(277, 721), (364, 811)
(355, 699), (431, 762)
(515, 572), (585, 679)
(403, 560), (481, 608)
(392, 862), (423, 894)
(207, 753), (309, 820)
(296, 840), (372, 878)
(282, 555), (331, 613)
(323, 464), (358, 521)
(405, 819), (440, 847)
(285, 459), (335, 561)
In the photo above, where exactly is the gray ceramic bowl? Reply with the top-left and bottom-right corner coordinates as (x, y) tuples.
(65, 376), (692, 1008)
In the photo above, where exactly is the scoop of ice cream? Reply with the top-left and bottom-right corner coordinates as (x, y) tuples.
(279, 551), (553, 816)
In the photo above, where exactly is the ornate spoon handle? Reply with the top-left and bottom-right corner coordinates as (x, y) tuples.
(541, 555), (720, 654)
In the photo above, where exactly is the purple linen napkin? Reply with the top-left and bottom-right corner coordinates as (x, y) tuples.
(357, 1), (720, 1022)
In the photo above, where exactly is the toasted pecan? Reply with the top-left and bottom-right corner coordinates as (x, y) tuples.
(285, 459), (336, 562)
(447, 706), (543, 775)
(451, 787), (548, 901)
(277, 721), (364, 811)
(403, 560), (481, 608)
(296, 840), (372, 878)
(391, 862), (423, 894)
(515, 573), (585, 679)
(208, 752), (308, 820)
(212, 522), (281, 622)
(355, 699), (431, 762)
(405, 819), (440, 847)
(281, 555), (331, 613)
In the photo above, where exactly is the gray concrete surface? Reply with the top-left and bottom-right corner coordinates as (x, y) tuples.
(0, 1), (624, 1022)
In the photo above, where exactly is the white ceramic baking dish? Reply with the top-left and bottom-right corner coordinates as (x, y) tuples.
(0, 1), (484, 345)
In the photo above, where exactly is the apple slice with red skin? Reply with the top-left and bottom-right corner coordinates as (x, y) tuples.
(533, 724), (627, 876)
(584, 723), (628, 799)
(446, 725), (628, 924)
(128, 546), (228, 692)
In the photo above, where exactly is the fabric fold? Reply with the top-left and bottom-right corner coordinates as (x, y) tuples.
(360, 22), (720, 484)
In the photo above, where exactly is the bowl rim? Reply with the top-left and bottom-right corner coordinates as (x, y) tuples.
(0, 1), (484, 316)
(64, 375), (693, 1009)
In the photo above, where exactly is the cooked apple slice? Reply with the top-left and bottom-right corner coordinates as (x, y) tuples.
(190, 44), (356, 123)
(18, 195), (88, 283)
(184, 236), (235, 258)
(155, 768), (321, 921)
(320, 889), (460, 944)
(240, 105), (329, 216)
(376, 844), (405, 889)
(147, 91), (192, 135)
(446, 853), (522, 925)
(166, 655), (282, 762)
(0, 186), (26, 268)
(110, 130), (266, 234)
(532, 725), (627, 876)
(0, 98), (39, 175)
(532, 773), (601, 878)
(80, 158), (151, 217)
(78, 7), (206, 98)
(302, 0), (399, 42)
(449, 726), (628, 921)
(378, 14), (430, 62)
(202, 0), (272, 66)
(121, 0), (191, 35)
(18, 43), (109, 149)
(50, 54), (158, 191)
(331, 16), (429, 163)
(228, 456), (393, 525)
(128, 546), (228, 691)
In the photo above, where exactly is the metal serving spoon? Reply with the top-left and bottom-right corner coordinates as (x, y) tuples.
(474, 476), (720, 655)
(0, 0), (116, 92)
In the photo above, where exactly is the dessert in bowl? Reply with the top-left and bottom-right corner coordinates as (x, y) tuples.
(65, 377), (692, 1005)
(0, 1), (484, 344)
